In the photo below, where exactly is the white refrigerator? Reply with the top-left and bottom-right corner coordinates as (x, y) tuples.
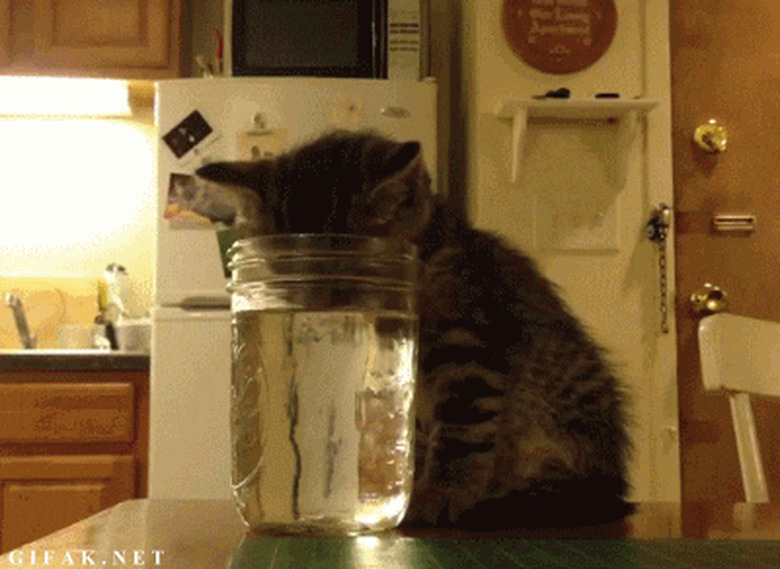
(150, 77), (437, 500)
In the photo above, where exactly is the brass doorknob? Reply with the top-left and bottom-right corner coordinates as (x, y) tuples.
(693, 119), (728, 153)
(690, 283), (729, 315)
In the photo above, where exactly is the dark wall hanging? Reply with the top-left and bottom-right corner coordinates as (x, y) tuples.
(502, 0), (618, 74)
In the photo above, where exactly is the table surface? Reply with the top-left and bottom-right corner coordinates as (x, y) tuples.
(3, 499), (780, 568)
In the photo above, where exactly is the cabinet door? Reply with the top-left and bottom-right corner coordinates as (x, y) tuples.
(33, 0), (179, 77)
(0, 382), (135, 444)
(0, 455), (135, 553)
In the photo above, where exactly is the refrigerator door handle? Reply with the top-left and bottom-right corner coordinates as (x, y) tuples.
(153, 305), (231, 324)
(179, 296), (231, 311)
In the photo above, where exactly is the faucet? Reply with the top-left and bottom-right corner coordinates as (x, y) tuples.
(4, 293), (36, 349)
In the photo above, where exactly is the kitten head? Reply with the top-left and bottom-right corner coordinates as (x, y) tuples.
(195, 130), (433, 240)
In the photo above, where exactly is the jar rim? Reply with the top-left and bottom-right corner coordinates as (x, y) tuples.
(228, 233), (418, 268)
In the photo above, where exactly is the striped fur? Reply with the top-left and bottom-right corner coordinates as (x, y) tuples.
(197, 130), (632, 529)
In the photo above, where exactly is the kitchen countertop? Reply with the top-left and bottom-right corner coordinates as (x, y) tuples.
(0, 350), (150, 371)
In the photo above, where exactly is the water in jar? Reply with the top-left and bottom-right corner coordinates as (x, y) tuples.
(231, 308), (417, 534)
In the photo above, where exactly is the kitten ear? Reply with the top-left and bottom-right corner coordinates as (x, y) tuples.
(195, 161), (263, 188)
(361, 141), (432, 238)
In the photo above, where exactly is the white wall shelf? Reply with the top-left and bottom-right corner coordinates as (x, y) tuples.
(495, 99), (659, 184)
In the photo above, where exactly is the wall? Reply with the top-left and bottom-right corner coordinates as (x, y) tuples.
(0, 107), (156, 349)
(456, 0), (678, 501)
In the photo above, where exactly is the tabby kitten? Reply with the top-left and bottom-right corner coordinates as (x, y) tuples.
(196, 130), (632, 528)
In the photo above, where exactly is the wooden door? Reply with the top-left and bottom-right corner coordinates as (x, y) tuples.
(670, 1), (780, 530)
(0, 1), (9, 67)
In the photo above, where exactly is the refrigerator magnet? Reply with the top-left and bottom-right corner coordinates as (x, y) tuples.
(164, 173), (238, 230)
(162, 110), (214, 159)
(236, 128), (288, 161)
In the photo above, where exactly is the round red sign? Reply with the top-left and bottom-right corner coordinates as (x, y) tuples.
(502, 0), (618, 75)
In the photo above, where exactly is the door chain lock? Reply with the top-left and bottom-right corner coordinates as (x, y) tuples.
(646, 203), (672, 334)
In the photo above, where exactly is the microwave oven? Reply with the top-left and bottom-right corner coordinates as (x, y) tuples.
(224, 0), (428, 79)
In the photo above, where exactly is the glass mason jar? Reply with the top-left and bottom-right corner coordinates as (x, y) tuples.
(227, 234), (419, 535)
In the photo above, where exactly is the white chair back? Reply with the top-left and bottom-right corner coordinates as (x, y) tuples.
(698, 313), (780, 503)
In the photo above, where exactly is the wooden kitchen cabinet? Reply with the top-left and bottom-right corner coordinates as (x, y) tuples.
(0, 455), (135, 553)
(0, 0), (181, 79)
(0, 368), (149, 553)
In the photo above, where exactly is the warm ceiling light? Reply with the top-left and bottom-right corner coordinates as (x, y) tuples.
(0, 77), (131, 117)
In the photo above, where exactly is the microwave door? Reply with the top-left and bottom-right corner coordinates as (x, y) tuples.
(228, 0), (385, 78)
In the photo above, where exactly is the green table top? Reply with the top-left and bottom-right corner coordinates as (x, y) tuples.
(231, 536), (780, 569)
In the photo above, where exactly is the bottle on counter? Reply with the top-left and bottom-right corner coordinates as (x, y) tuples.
(97, 263), (130, 350)
(104, 263), (130, 322)
(101, 263), (151, 353)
